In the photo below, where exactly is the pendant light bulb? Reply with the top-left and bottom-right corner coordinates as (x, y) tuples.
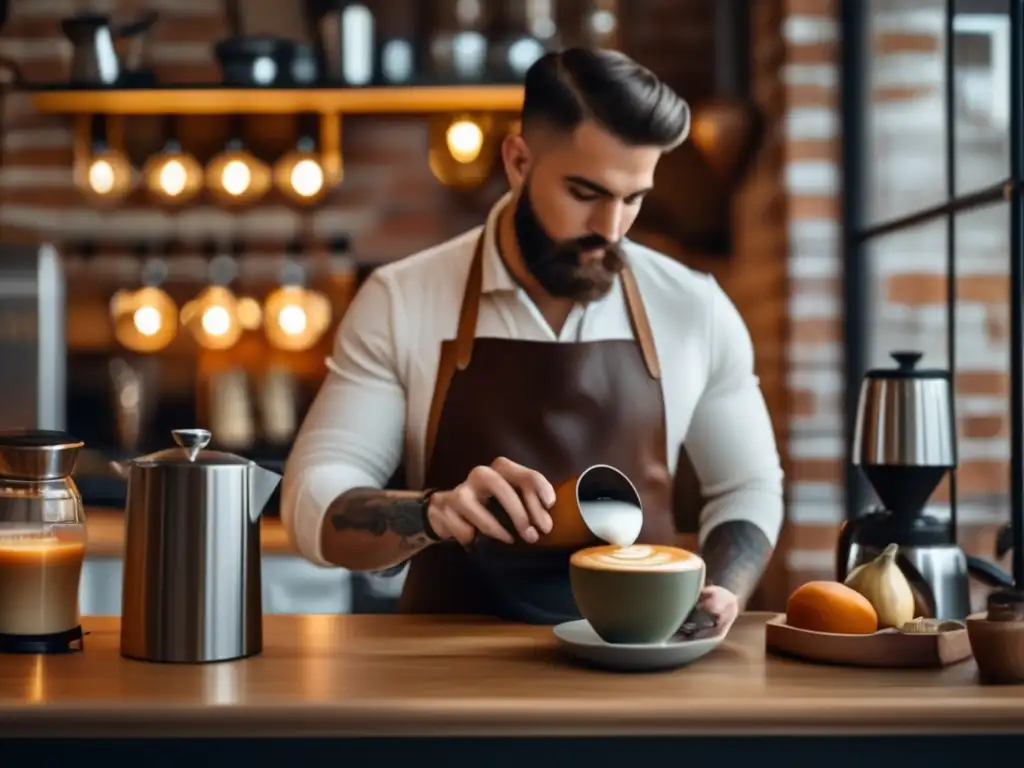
(159, 159), (188, 197)
(110, 284), (178, 353)
(205, 142), (269, 205)
(143, 140), (204, 204)
(221, 159), (253, 196)
(133, 305), (163, 336)
(201, 304), (232, 337)
(88, 158), (115, 195)
(446, 119), (484, 164)
(289, 159), (324, 198)
(78, 147), (133, 203)
(278, 303), (308, 335)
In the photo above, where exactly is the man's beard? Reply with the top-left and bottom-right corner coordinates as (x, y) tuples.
(512, 183), (625, 303)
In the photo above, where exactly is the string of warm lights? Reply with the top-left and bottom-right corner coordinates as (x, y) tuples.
(111, 259), (335, 356)
(77, 113), (503, 204)
(81, 110), (505, 355)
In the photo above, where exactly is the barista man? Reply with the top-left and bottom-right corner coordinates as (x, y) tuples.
(281, 49), (784, 631)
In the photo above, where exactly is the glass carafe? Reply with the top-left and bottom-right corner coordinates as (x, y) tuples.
(0, 430), (87, 653)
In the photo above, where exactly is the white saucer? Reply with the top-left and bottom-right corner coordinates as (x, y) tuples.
(552, 619), (726, 672)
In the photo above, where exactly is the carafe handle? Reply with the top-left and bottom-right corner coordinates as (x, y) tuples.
(834, 516), (866, 582)
(967, 555), (1015, 589)
(171, 428), (211, 462)
(115, 10), (157, 38)
(996, 522), (1014, 559)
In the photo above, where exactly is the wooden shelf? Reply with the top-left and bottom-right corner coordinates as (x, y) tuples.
(31, 85), (524, 116)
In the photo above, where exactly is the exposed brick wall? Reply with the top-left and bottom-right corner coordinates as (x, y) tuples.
(756, 0), (844, 596)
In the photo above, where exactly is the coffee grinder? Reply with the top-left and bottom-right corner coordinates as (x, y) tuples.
(836, 351), (1013, 620)
(0, 430), (88, 653)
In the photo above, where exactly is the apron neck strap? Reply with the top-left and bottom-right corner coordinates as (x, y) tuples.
(454, 234), (486, 371)
(455, 233), (662, 380)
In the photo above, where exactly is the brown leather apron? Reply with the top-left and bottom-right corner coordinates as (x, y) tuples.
(397, 233), (676, 624)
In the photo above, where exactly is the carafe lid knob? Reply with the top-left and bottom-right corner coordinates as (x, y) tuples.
(890, 351), (922, 370)
(171, 429), (211, 463)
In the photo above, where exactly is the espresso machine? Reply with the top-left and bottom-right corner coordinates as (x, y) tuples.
(836, 350), (1014, 620)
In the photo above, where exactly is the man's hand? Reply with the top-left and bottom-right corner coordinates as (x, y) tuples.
(427, 457), (556, 546)
(696, 585), (739, 634)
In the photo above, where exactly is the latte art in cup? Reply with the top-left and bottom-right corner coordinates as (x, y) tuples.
(570, 543), (700, 573)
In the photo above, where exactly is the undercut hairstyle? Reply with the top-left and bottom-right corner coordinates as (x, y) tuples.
(520, 48), (690, 150)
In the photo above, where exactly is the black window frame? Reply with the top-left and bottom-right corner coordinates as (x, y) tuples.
(839, 0), (1024, 585)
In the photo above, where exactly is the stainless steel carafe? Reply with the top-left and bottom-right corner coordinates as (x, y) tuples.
(114, 428), (281, 663)
(851, 350), (956, 472)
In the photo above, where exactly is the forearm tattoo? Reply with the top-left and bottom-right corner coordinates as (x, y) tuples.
(701, 520), (773, 608)
(329, 488), (432, 552)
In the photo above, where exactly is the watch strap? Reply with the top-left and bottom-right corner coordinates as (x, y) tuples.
(421, 488), (442, 542)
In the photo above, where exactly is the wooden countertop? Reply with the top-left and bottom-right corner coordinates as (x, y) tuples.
(84, 507), (294, 557)
(0, 612), (1022, 738)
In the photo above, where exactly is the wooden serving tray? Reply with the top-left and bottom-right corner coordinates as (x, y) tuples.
(764, 613), (973, 669)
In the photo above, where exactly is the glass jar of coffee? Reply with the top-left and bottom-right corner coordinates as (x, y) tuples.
(0, 429), (87, 653)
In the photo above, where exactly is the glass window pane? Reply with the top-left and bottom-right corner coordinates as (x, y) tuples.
(864, 218), (949, 371)
(952, 0), (1010, 196)
(865, 0), (949, 224)
(953, 201), (1010, 610)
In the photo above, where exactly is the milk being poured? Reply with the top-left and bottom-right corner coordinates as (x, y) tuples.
(578, 499), (643, 548)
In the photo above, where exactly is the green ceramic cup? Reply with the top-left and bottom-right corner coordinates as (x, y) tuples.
(569, 543), (706, 645)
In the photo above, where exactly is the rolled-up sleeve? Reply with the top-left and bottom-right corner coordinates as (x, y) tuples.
(281, 272), (407, 566)
(686, 278), (784, 549)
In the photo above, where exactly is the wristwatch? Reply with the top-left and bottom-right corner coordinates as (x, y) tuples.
(421, 488), (443, 542)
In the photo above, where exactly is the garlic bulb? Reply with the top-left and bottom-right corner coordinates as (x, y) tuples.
(843, 543), (916, 629)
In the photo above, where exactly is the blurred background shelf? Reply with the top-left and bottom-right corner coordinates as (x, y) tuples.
(30, 85), (525, 115)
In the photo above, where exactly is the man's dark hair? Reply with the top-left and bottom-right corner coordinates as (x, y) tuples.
(520, 48), (690, 149)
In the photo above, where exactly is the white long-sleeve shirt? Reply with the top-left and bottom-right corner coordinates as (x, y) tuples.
(282, 195), (784, 567)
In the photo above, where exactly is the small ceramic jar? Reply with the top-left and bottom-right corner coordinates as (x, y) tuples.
(966, 589), (1024, 684)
